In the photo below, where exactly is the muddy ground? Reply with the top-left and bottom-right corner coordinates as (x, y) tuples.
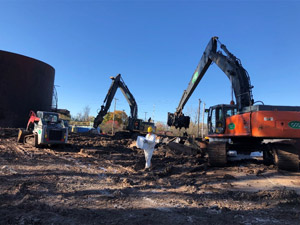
(0, 128), (300, 225)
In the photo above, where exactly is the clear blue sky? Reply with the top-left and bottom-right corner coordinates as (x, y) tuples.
(1, 0), (300, 123)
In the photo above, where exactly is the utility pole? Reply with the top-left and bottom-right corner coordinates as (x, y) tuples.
(152, 104), (155, 123)
(197, 99), (201, 138)
(144, 112), (147, 121)
(202, 102), (205, 138)
(122, 109), (125, 129)
(112, 98), (118, 135)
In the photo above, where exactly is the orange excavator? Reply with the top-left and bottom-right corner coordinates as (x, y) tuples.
(168, 37), (300, 171)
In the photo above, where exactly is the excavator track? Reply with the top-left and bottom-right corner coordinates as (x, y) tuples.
(207, 142), (227, 166)
(272, 142), (299, 172)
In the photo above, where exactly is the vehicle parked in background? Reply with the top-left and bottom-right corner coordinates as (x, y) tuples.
(17, 111), (68, 147)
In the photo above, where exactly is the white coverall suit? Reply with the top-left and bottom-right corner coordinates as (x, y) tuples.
(144, 133), (156, 169)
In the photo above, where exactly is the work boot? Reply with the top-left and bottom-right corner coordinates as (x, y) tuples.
(144, 167), (151, 172)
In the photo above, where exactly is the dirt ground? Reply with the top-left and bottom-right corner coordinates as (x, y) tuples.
(0, 128), (300, 225)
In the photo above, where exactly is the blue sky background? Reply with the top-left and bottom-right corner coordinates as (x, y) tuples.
(1, 0), (300, 124)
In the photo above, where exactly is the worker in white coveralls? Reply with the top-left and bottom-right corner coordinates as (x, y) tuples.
(143, 126), (156, 170)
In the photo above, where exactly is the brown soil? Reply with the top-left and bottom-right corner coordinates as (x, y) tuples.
(0, 128), (300, 225)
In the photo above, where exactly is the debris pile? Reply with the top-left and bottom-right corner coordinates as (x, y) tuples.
(0, 128), (299, 224)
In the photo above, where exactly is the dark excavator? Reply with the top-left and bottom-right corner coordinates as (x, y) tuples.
(93, 74), (154, 132)
(168, 37), (300, 171)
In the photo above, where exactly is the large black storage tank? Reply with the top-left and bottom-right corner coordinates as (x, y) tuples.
(0, 50), (55, 128)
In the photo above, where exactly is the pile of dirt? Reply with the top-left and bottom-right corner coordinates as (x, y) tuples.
(228, 189), (300, 202)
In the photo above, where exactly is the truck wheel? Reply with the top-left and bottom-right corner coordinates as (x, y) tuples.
(273, 143), (299, 172)
(207, 142), (227, 166)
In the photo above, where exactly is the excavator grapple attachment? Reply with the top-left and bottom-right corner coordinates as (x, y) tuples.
(167, 112), (190, 129)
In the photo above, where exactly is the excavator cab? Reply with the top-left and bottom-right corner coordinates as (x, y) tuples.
(127, 117), (143, 131)
(207, 104), (237, 134)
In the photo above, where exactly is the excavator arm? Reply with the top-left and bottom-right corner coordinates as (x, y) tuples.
(118, 77), (138, 119)
(168, 37), (254, 129)
(93, 74), (138, 128)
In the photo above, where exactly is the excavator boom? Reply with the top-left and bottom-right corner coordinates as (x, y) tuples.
(168, 37), (254, 128)
(93, 74), (138, 129)
(93, 74), (152, 131)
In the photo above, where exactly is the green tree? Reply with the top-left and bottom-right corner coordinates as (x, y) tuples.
(100, 120), (121, 134)
(101, 110), (128, 127)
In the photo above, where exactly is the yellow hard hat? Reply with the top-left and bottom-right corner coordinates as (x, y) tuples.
(204, 136), (209, 140)
(147, 126), (153, 133)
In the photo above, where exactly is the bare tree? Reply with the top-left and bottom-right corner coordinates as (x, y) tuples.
(71, 105), (91, 122)
(82, 105), (91, 122)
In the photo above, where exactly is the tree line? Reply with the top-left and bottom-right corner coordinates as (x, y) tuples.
(71, 105), (207, 136)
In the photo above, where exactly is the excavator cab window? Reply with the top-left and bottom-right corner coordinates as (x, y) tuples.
(215, 107), (225, 134)
(208, 106), (225, 134)
(208, 105), (237, 135)
(224, 108), (237, 118)
(134, 121), (140, 130)
(209, 108), (216, 133)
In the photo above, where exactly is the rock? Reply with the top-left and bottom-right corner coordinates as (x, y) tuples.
(122, 178), (133, 186)
(113, 190), (125, 197)
(167, 142), (198, 155)
(256, 168), (266, 176)
(190, 164), (207, 173)
(223, 174), (236, 180)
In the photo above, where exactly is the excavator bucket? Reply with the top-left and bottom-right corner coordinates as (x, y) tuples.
(17, 129), (29, 143)
(167, 112), (190, 129)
